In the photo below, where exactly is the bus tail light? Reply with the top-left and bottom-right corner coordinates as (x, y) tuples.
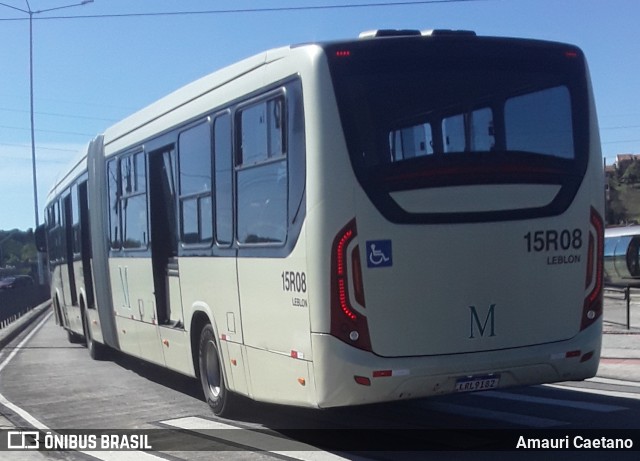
(581, 207), (604, 331)
(330, 219), (372, 352)
(354, 376), (371, 386)
(581, 351), (595, 363)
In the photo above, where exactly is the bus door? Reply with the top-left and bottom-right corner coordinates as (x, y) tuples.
(109, 151), (164, 363)
(60, 191), (82, 334)
(148, 147), (187, 371)
(77, 181), (95, 311)
(62, 193), (77, 308)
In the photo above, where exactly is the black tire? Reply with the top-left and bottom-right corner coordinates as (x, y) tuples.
(198, 324), (237, 417)
(67, 329), (84, 344)
(83, 310), (108, 360)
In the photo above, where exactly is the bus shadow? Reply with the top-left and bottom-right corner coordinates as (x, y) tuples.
(107, 348), (203, 400)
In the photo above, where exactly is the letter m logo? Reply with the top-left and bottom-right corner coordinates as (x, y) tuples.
(468, 304), (496, 338)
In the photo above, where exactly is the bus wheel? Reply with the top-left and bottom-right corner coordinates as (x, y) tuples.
(67, 329), (83, 344)
(83, 310), (108, 360)
(199, 324), (235, 417)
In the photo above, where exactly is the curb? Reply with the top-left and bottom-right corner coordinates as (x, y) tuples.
(0, 300), (51, 350)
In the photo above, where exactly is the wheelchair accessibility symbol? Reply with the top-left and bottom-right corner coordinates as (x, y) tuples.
(366, 240), (393, 268)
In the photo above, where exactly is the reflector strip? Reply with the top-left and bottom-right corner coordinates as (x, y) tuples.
(373, 370), (392, 378)
(372, 369), (410, 378)
(290, 350), (304, 360)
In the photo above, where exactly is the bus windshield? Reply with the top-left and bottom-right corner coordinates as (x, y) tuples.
(326, 37), (590, 221)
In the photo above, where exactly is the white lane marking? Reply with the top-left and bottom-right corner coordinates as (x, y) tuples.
(420, 402), (566, 428)
(161, 416), (355, 461)
(588, 376), (640, 387)
(545, 383), (640, 400)
(0, 311), (53, 374)
(475, 390), (627, 412)
(0, 312), (164, 461)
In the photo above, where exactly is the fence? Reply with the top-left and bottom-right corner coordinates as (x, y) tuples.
(604, 285), (635, 330)
(0, 284), (50, 328)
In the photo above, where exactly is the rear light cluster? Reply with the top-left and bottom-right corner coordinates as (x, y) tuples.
(582, 207), (604, 331)
(330, 219), (372, 351)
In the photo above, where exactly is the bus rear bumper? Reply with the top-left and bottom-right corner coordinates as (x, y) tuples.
(311, 320), (602, 408)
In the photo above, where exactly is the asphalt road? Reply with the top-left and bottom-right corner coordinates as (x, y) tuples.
(0, 307), (639, 461)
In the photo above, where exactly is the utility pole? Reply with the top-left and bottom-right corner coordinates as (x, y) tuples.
(0, 0), (94, 283)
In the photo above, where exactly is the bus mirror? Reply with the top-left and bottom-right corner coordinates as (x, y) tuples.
(35, 224), (47, 252)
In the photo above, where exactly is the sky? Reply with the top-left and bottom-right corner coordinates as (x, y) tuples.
(0, 0), (639, 231)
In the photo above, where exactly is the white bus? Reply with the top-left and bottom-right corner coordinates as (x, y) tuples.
(40, 29), (605, 417)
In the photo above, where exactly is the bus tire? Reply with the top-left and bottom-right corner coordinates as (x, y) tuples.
(67, 329), (83, 344)
(83, 309), (108, 360)
(198, 324), (236, 417)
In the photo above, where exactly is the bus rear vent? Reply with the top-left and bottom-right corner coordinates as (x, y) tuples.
(421, 29), (476, 37)
(359, 29), (476, 39)
(359, 29), (421, 39)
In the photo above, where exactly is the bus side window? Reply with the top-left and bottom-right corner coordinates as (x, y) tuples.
(470, 107), (495, 151)
(214, 112), (233, 246)
(179, 122), (213, 245)
(236, 95), (287, 245)
(389, 123), (433, 161)
(109, 152), (148, 251)
(107, 159), (121, 250)
(442, 108), (495, 153)
(71, 184), (81, 257)
(443, 114), (465, 153)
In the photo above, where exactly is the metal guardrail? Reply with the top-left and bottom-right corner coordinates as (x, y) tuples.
(0, 285), (50, 329)
(604, 285), (634, 330)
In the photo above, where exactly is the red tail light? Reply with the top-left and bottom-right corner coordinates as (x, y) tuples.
(330, 219), (372, 351)
(581, 207), (604, 330)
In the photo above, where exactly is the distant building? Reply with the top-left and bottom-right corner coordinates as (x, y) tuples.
(616, 153), (640, 173)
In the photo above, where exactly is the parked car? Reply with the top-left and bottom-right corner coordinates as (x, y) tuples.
(0, 275), (34, 290)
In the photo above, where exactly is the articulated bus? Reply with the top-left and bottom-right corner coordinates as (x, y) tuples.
(41, 29), (604, 417)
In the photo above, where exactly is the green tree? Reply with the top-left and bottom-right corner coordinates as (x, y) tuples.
(622, 160), (640, 183)
(0, 229), (37, 275)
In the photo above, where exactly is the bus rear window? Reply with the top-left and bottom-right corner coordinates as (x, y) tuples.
(389, 85), (574, 162)
(326, 37), (590, 222)
(505, 86), (574, 158)
(327, 38), (587, 168)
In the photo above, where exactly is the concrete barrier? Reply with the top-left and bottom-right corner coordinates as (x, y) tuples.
(0, 284), (50, 328)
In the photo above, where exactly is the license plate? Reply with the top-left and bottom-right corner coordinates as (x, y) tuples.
(455, 374), (500, 393)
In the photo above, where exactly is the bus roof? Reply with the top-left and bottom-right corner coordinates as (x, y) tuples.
(45, 145), (90, 204)
(102, 46), (293, 150)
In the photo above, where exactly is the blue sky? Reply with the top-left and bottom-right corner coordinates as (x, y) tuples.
(1, 0), (638, 230)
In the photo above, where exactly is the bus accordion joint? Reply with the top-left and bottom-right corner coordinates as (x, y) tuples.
(581, 207), (604, 331)
(330, 219), (372, 352)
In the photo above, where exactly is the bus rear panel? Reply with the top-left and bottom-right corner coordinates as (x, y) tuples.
(307, 33), (603, 407)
